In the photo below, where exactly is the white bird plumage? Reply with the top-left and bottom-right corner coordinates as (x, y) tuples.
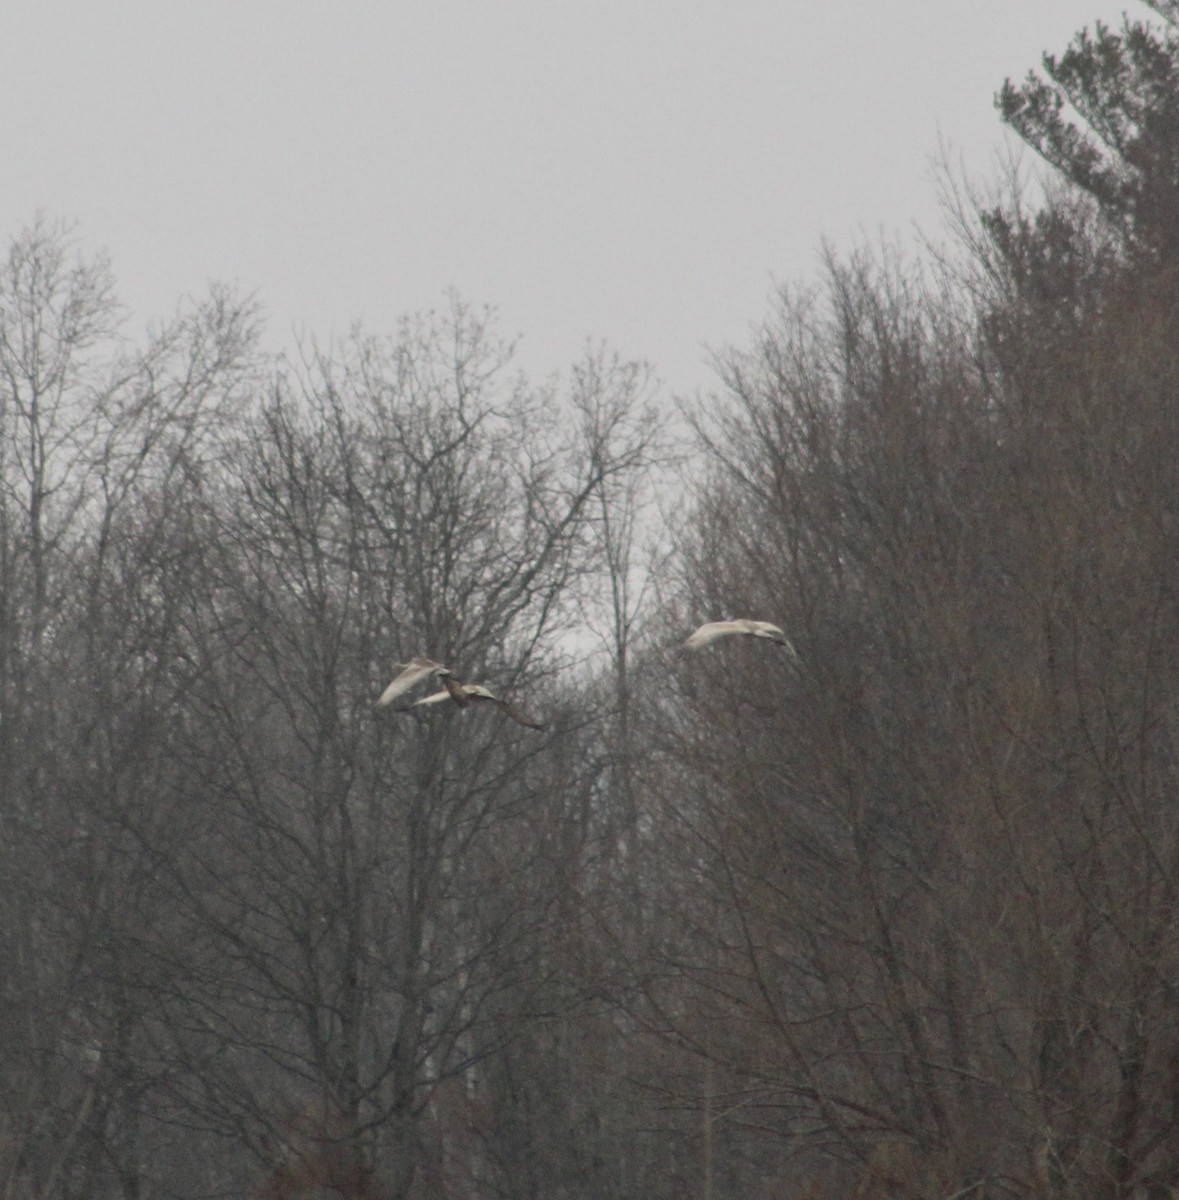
(377, 656), (545, 731)
(374, 657), (452, 708)
(379, 622), (790, 731)
(401, 677), (545, 731)
(679, 619), (794, 655)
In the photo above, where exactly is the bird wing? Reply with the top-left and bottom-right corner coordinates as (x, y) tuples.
(486, 696), (546, 731)
(679, 621), (737, 653)
(400, 682), (544, 730)
(375, 657), (448, 707)
(400, 689), (453, 710)
(463, 685), (544, 730)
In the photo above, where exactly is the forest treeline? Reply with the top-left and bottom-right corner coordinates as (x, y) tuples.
(4, 5), (1179, 1198)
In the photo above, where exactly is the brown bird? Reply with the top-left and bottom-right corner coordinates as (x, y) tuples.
(375, 657), (453, 708)
(401, 676), (546, 731)
(679, 619), (794, 656)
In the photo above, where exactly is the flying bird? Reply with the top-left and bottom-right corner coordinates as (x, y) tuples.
(400, 676), (546, 731)
(375, 657), (453, 708)
(679, 619), (794, 656)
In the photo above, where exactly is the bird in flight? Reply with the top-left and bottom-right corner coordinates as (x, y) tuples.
(376, 656), (544, 730)
(375, 657), (453, 708)
(679, 619), (794, 656)
(401, 676), (546, 731)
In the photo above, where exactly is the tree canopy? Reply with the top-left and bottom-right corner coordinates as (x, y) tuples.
(5, 8), (1179, 1197)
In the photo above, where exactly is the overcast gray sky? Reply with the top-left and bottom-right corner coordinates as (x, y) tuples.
(1, 1), (1134, 394)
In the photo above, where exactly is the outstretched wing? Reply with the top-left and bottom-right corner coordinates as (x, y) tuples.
(399, 682), (544, 730)
(464, 685), (545, 730)
(399, 689), (453, 710)
(486, 696), (546, 731)
(679, 621), (737, 654)
(376, 657), (449, 707)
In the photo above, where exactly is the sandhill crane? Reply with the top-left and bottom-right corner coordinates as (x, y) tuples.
(375, 657), (452, 708)
(679, 619), (794, 656)
(400, 676), (546, 731)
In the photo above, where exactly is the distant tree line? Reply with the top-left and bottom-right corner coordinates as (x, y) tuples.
(2, 4), (1179, 1197)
